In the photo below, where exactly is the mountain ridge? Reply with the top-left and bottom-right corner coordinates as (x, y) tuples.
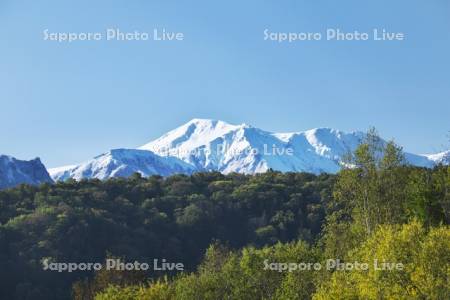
(49, 149), (195, 181)
(0, 155), (53, 189)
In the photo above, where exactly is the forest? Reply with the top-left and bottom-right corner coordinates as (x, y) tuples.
(0, 131), (448, 299)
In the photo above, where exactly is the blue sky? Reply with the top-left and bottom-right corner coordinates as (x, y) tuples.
(0, 0), (449, 167)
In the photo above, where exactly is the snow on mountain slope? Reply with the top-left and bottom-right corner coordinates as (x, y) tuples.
(49, 149), (195, 181)
(139, 119), (365, 174)
(424, 150), (450, 165)
(140, 119), (294, 173)
(48, 164), (77, 177)
(139, 119), (448, 174)
(0, 155), (53, 189)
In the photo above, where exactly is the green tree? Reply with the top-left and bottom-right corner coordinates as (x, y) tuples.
(334, 129), (408, 236)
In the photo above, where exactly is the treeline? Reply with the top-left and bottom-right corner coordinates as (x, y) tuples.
(0, 130), (448, 299)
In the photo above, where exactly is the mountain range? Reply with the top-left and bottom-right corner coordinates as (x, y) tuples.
(0, 119), (448, 188)
(49, 119), (449, 181)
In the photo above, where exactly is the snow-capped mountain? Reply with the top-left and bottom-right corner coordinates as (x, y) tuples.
(49, 149), (195, 181)
(48, 119), (449, 181)
(423, 150), (450, 165)
(139, 118), (445, 174)
(139, 119), (363, 174)
(0, 155), (53, 189)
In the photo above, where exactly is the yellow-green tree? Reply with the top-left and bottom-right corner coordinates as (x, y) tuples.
(313, 221), (450, 300)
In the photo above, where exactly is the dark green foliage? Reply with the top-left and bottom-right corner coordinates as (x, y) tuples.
(0, 171), (333, 299)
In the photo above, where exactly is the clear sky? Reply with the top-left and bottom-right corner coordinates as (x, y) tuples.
(0, 0), (449, 168)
